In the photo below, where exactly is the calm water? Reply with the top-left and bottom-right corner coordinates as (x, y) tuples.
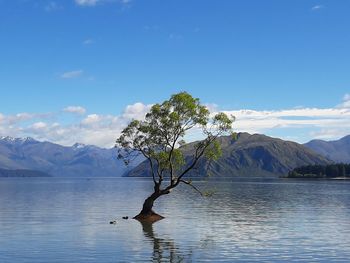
(0, 177), (349, 262)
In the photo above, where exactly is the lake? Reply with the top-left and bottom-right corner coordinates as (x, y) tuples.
(0, 177), (349, 262)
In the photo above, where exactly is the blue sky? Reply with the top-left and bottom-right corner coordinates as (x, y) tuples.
(0, 0), (349, 147)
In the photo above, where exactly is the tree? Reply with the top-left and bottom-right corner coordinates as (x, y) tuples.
(116, 92), (234, 222)
(339, 164), (346, 177)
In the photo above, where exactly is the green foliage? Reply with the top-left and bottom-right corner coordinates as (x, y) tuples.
(116, 91), (234, 194)
(172, 149), (185, 170)
(231, 132), (238, 141)
(288, 163), (350, 178)
(203, 189), (216, 197)
(212, 112), (234, 131)
(204, 140), (222, 161)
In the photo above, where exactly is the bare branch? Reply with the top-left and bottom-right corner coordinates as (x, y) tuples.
(174, 134), (218, 185)
(179, 179), (204, 196)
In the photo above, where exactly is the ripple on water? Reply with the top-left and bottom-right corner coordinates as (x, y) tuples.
(0, 177), (349, 262)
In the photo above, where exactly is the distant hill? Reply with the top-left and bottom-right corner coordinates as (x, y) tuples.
(125, 133), (331, 178)
(304, 135), (350, 163)
(0, 168), (51, 177)
(0, 136), (140, 177)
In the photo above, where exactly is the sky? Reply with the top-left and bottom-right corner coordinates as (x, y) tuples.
(0, 0), (349, 147)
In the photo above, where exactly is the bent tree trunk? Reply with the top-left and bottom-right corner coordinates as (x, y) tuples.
(133, 191), (167, 223)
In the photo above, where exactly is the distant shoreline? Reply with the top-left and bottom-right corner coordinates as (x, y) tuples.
(283, 176), (350, 180)
(0, 168), (51, 178)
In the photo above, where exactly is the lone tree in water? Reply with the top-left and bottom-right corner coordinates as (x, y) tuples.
(116, 92), (234, 222)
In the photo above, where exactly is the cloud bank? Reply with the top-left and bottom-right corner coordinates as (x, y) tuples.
(63, 106), (87, 115)
(0, 96), (349, 148)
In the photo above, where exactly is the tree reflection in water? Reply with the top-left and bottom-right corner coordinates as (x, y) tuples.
(140, 221), (193, 263)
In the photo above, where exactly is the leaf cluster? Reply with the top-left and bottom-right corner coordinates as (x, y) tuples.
(116, 91), (234, 195)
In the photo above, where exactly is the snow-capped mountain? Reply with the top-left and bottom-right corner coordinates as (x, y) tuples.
(0, 136), (37, 144)
(0, 136), (141, 177)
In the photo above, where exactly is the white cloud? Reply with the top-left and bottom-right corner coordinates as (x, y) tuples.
(75, 0), (130, 7)
(0, 102), (150, 147)
(204, 103), (219, 112)
(1, 94), (350, 147)
(31, 122), (48, 130)
(312, 5), (324, 10)
(75, 0), (99, 6)
(220, 108), (350, 132)
(212, 106), (350, 142)
(122, 102), (152, 120)
(81, 114), (102, 126)
(83, 39), (94, 45)
(63, 106), (86, 115)
(310, 128), (349, 140)
(337, 93), (350, 109)
(61, 70), (83, 79)
(7, 113), (33, 124)
(0, 112), (53, 127)
(45, 1), (62, 11)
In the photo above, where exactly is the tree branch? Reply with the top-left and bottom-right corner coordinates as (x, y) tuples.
(174, 134), (218, 185)
(179, 179), (203, 196)
(147, 157), (157, 186)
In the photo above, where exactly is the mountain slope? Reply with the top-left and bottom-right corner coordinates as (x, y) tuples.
(304, 135), (350, 163)
(0, 136), (137, 177)
(125, 133), (331, 178)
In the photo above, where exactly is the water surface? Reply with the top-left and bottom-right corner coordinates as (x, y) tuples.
(0, 177), (349, 262)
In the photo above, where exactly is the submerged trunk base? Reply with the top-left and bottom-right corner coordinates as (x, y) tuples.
(134, 194), (164, 223)
(133, 210), (164, 223)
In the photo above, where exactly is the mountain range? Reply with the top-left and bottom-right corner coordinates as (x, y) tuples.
(125, 133), (331, 178)
(0, 134), (348, 178)
(0, 136), (138, 177)
(304, 135), (350, 163)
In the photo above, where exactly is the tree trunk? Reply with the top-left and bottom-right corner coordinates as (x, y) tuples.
(133, 192), (165, 223)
